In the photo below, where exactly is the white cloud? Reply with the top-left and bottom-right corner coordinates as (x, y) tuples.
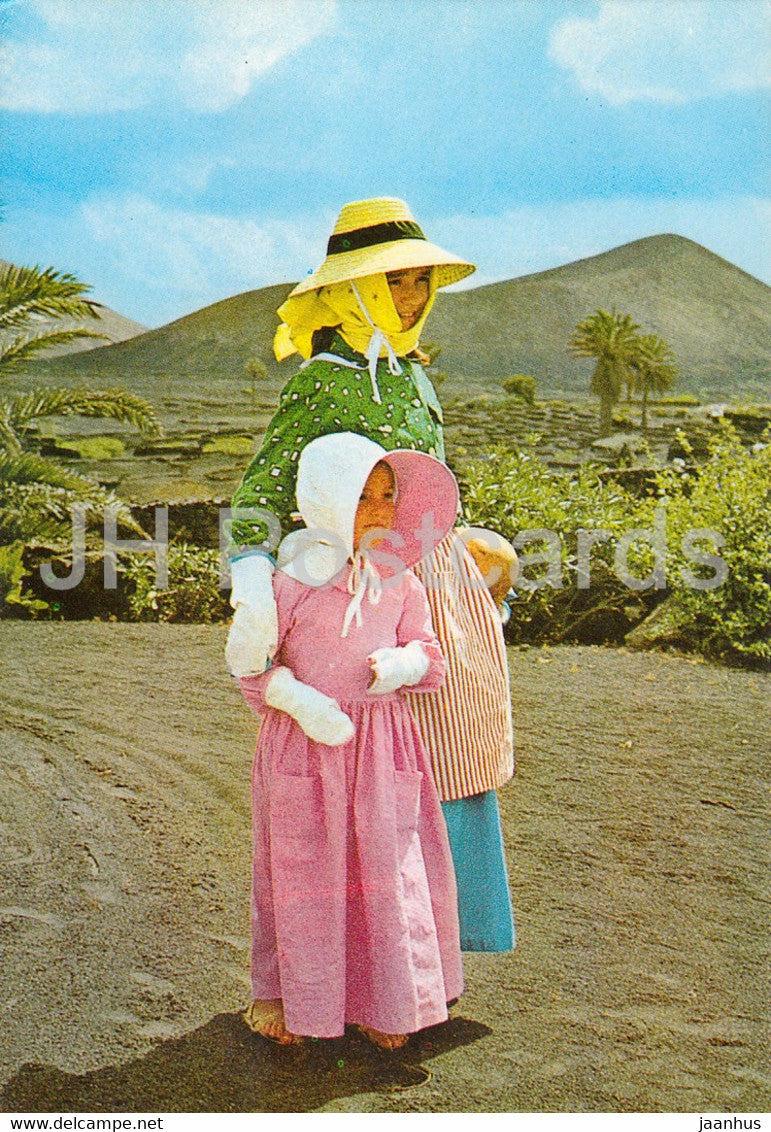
(1, 0), (336, 113)
(179, 0), (336, 112)
(549, 0), (770, 105)
(79, 194), (325, 309)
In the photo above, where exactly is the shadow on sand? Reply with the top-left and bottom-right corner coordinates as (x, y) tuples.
(1, 1014), (490, 1113)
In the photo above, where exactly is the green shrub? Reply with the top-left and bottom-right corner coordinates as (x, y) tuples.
(459, 443), (649, 644)
(638, 424), (771, 664)
(54, 436), (127, 460)
(458, 428), (770, 663)
(656, 393), (701, 406)
(202, 434), (255, 456)
(501, 374), (536, 405)
(0, 541), (48, 615)
(121, 542), (229, 623)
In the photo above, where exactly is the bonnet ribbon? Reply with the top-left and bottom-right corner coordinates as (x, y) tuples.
(350, 281), (403, 406)
(341, 551), (382, 638)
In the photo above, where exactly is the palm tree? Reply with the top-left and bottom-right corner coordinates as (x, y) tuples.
(0, 386), (162, 550)
(0, 448), (148, 547)
(0, 260), (163, 572)
(630, 332), (678, 429)
(0, 263), (109, 372)
(569, 308), (641, 435)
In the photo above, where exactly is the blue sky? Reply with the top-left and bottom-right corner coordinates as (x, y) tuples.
(1, 0), (768, 327)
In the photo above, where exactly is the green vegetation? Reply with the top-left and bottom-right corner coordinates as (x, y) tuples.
(0, 263), (108, 371)
(458, 423), (770, 666)
(501, 374), (536, 405)
(46, 436), (127, 460)
(201, 434), (255, 456)
(0, 262), (164, 614)
(0, 541), (48, 614)
(569, 308), (641, 435)
(637, 426), (771, 665)
(244, 356), (268, 398)
(1, 387), (161, 454)
(657, 393), (701, 407)
(0, 389), (162, 551)
(420, 341), (442, 366)
(631, 333), (678, 429)
(122, 542), (229, 623)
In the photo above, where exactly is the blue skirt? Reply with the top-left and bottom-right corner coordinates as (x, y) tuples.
(441, 790), (515, 953)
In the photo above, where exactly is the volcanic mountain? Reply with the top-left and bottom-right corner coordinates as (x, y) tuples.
(22, 235), (771, 404)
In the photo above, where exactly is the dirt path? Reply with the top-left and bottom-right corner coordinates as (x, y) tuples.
(0, 624), (768, 1113)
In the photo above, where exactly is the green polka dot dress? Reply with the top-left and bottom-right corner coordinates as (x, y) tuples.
(230, 332), (444, 549)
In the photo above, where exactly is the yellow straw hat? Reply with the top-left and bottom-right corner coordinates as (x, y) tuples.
(288, 197), (475, 297)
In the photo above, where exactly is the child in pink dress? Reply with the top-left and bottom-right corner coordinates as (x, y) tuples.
(238, 431), (463, 1049)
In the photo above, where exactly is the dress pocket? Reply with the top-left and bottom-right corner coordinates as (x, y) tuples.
(270, 773), (325, 865)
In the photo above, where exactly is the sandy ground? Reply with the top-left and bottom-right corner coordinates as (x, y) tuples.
(0, 623), (768, 1113)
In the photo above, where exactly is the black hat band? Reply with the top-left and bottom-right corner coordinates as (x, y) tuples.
(327, 220), (426, 256)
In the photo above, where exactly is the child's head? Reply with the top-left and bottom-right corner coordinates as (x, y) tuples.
(353, 461), (396, 551)
(285, 433), (459, 585)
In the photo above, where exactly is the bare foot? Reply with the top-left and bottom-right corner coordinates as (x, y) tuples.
(356, 1024), (409, 1051)
(242, 998), (300, 1045)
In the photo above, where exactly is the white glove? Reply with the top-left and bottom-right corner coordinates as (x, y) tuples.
(225, 554), (279, 677)
(264, 667), (354, 746)
(367, 640), (430, 696)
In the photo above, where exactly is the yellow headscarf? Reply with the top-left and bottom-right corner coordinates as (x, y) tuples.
(273, 270), (438, 363)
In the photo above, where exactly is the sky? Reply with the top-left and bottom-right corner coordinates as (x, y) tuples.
(1, 0), (768, 328)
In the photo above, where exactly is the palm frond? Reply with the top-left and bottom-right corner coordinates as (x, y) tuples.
(0, 264), (101, 329)
(630, 332), (679, 396)
(5, 387), (164, 439)
(570, 308), (641, 360)
(0, 448), (107, 491)
(0, 405), (21, 453)
(0, 328), (111, 372)
(0, 452), (148, 544)
(0, 489), (77, 545)
(0, 484), (140, 547)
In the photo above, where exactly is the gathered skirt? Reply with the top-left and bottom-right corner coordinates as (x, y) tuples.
(250, 697), (464, 1038)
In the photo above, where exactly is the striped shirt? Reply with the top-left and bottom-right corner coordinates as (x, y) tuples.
(408, 532), (514, 801)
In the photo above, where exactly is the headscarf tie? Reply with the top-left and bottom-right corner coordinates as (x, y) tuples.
(341, 550), (382, 638)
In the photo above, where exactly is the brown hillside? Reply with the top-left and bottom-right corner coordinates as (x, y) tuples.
(23, 235), (771, 404)
(33, 305), (148, 356)
(430, 235), (771, 399)
(27, 283), (295, 409)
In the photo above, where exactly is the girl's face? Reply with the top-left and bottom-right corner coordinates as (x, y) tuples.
(386, 267), (431, 331)
(353, 462), (396, 550)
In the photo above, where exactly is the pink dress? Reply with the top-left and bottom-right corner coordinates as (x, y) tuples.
(240, 565), (463, 1039)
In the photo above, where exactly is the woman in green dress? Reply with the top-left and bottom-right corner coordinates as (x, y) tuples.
(228, 198), (517, 959)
